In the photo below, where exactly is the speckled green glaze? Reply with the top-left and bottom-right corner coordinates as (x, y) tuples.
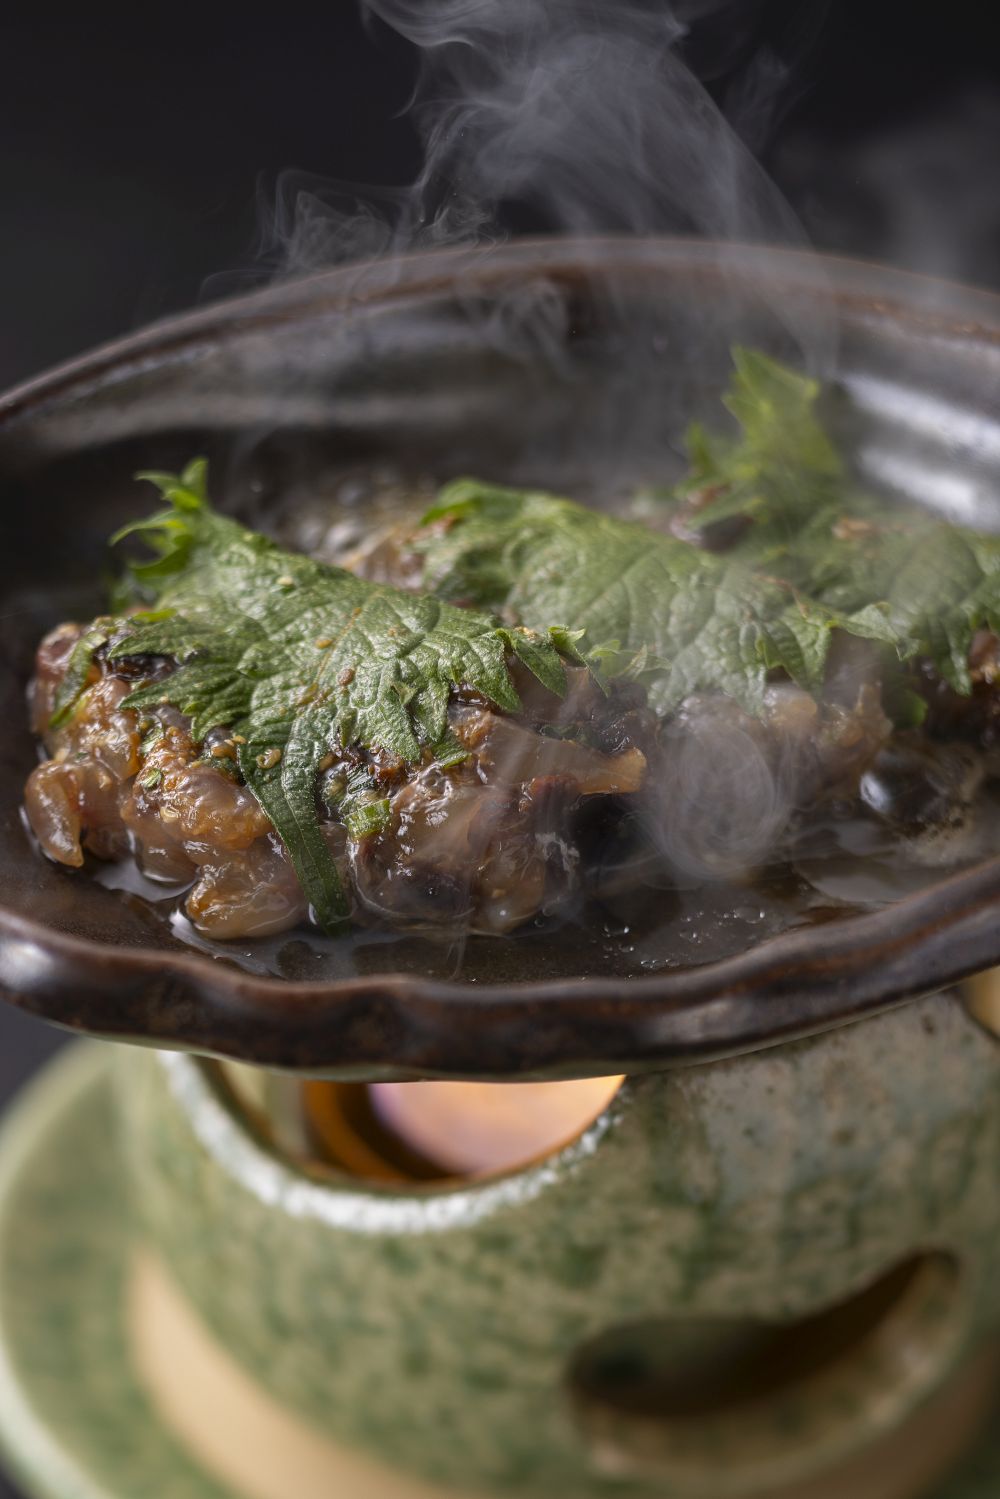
(0, 1040), (997, 1499)
(0, 1044), (233, 1499)
(114, 991), (1000, 1499)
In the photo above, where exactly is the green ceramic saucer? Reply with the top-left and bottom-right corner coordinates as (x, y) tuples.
(0, 1043), (997, 1499)
(0, 1043), (233, 1499)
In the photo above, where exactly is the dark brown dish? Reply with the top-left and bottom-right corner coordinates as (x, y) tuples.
(3, 237), (1000, 1078)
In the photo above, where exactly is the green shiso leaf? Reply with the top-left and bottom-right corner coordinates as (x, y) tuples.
(84, 468), (571, 933)
(414, 480), (887, 716)
(682, 351), (1000, 692)
(414, 349), (1000, 712)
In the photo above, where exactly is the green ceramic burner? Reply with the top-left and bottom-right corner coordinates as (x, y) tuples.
(1, 1030), (998, 1499)
(106, 987), (1000, 1499)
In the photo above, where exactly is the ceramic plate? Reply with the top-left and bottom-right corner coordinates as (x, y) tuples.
(0, 1044), (996, 1499)
(7, 243), (1000, 1080)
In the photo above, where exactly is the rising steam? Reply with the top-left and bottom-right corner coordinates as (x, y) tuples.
(214, 0), (838, 893)
(209, 0), (821, 291)
(365, 0), (805, 243)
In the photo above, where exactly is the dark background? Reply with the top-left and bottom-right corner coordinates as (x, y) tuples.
(2, 4), (1000, 1493)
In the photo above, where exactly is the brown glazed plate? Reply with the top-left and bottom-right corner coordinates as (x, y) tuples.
(3, 236), (1000, 1079)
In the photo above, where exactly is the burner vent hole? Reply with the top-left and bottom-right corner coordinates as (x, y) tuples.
(964, 967), (1000, 1039)
(567, 1254), (962, 1489)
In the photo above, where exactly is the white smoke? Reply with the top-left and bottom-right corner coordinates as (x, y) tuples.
(206, 0), (826, 295)
(208, 0), (842, 891)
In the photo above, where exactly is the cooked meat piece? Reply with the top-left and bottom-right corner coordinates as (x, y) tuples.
(24, 758), (127, 868)
(350, 702), (646, 934)
(123, 723), (272, 858)
(352, 774), (539, 931)
(186, 831), (346, 940)
(450, 704), (646, 797)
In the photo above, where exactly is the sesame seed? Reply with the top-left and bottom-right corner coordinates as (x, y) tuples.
(314, 636), (333, 649)
(277, 575), (294, 588)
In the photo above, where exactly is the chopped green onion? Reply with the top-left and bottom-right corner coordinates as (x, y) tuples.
(344, 798), (391, 840)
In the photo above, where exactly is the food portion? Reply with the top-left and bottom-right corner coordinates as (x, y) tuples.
(25, 465), (653, 938)
(23, 350), (1000, 948)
